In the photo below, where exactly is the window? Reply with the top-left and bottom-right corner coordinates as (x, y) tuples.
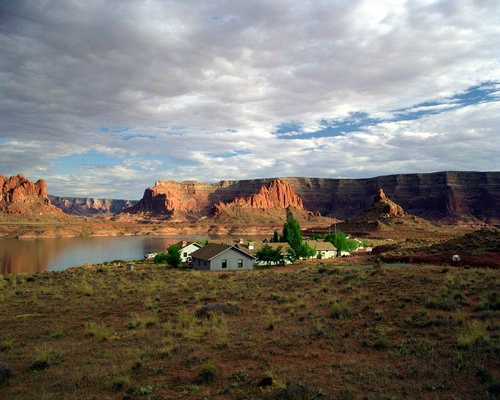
(183, 252), (188, 257)
(238, 259), (243, 268)
(222, 259), (227, 269)
(203, 260), (207, 266)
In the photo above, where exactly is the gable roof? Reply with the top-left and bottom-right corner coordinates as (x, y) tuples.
(305, 240), (337, 251)
(249, 241), (291, 252)
(190, 243), (256, 261)
(175, 241), (202, 250)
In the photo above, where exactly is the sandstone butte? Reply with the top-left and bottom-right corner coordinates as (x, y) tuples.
(0, 173), (66, 219)
(0, 173), (47, 204)
(213, 178), (304, 212)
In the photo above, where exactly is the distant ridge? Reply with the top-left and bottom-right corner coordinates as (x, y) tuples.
(49, 195), (137, 215)
(123, 171), (499, 225)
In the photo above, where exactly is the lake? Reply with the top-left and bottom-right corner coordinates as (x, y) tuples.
(0, 235), (255, 274)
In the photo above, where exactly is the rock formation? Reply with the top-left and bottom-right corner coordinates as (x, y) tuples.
(371, 188), (406, 218)
(49, 196), (137, 215)
(124, 172), (499, 225)
(213, 179), (304, 213)
(0, 173), (62, 217)
(339, 187), (439, 238)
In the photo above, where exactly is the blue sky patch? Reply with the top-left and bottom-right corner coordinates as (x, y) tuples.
(209, 149), (253, 158)
(275, 81), (499, 140)
(54, 151), (122, 173)
(99, 126), (133, 133)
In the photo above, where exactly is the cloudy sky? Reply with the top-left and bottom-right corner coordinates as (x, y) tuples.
(1, 0), (499, 199)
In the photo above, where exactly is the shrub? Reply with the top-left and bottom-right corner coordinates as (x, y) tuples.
(0, 363), (12, 387)
(197, 363), (218, 384)
(154, 252), (168, 264)
(73, 278), (93, 296)
(111, 372), (130, 391)
(128, 312), (158, 329)
(85, 322), (115, 341)
(269, 381), (326, 399)
(458, 321), (490, 349)
(329, 302), (350, 319)
(0, 338), (14, 352)
(30, 346), (63, 371)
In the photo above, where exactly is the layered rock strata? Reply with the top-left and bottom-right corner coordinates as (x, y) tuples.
(123, 172), (499, 224)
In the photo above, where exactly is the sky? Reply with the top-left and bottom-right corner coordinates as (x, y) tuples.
(0, 0), (499, 199)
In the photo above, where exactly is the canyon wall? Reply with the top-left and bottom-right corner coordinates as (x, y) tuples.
(49, 196), (137, 215)
(126, 171), (499, 224)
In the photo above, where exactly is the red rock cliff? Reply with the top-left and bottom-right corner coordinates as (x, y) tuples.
(123, 172), (500, 225)
(214, 179), (304, 212)
(0, 173), (61, 215)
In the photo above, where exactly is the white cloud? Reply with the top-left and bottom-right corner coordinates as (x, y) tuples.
(0, 0), (498, 197)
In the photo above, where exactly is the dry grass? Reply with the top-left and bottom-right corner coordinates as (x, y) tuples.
(0, 262), (498, 399)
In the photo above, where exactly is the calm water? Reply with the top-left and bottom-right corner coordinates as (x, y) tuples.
(0, 235), (254, 274)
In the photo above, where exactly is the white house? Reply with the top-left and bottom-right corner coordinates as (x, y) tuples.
(304, 240), (337, 259)
(190, 243), (256, 270)
(175, 240), (203, 262)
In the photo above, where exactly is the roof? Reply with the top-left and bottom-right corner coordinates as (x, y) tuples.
(305, 240), (337, 251)
(190, 243), (256, 260)
(250, 241), (291, 252)
(175, 241), (202, 250)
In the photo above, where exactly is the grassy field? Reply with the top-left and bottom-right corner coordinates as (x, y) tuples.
(0, 261), (498, 399)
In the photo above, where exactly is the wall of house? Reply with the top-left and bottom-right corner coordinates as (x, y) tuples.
(210, 250), (254, 270)
(180, 243), (201, 262)
(316, 250), (336, 259)
(192, 257), (211, 270)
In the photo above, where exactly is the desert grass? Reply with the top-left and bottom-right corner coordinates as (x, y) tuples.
(0, 262), (498, 399)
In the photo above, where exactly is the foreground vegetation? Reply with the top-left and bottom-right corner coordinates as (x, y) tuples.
(0, 261), (498, 399)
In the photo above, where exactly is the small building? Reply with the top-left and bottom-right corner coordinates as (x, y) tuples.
(190, 243), (256, 271)
(175, 240), (203, 262)
(304, 240), (337, 259)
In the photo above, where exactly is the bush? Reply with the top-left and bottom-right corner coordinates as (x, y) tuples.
(0, 363), (12, 387)
(30, 346), (63, 371)
(111, 372), (130, 391)
(458, 321), (490, 349)
(154, 252), (168, 264)
(197, 363), (218, 384)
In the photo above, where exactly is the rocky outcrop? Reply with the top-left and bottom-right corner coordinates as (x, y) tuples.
(213, 179), (304, 213)
(372, 188), (406, 217)
(49, 196), (137, 215)
(0, 173), (62, 216)
(123, 172), (500, 225)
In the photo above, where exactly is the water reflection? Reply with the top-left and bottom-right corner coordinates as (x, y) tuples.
(0, 236), (179, 274)
(0, 235), (264, 274)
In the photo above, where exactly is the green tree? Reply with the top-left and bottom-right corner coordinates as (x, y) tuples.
(288, 242), (316, 261)
(324, 232), (357, 252)
(165, 244), (182, 268)
(153, 252), (168, 264)
(282, 215), (303, 251)
(255, 245), (285, 266)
